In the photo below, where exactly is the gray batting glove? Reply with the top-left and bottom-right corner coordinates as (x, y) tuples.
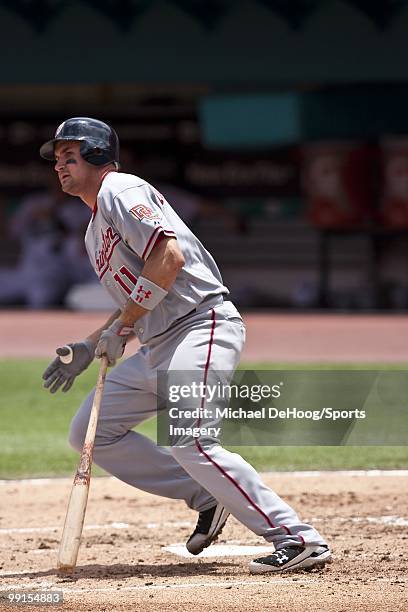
(42, 339), (96, 394)
(95, 319), (133, 367)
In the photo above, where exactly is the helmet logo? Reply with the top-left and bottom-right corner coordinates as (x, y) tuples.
(55, 121), (66, 137)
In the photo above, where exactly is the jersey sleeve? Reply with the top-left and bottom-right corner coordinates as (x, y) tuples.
(110, 183), (176, 260)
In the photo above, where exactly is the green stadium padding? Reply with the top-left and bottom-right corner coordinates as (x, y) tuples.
(200, 88), (408, 149)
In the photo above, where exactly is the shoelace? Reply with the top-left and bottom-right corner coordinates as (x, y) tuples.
(193, 509), (213, 534)
(271, 549), (291, 564)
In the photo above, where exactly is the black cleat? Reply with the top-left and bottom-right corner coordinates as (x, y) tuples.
(186, 503), (229, 555)
(249, 544), (332, 574)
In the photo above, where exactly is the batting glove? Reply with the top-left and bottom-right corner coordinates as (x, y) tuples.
(95, 319), (133, 367)
(42, 340), (96, 394)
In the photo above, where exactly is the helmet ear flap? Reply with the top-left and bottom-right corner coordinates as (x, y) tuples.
(81, 144), (109, 166)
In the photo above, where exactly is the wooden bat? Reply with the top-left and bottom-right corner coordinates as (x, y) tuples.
(57, 355), (109, 573)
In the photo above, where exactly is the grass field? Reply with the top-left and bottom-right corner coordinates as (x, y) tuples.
(0, 359), (407, 478)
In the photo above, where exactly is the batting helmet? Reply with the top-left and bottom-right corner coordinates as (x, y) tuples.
(40, 117), (120, 166)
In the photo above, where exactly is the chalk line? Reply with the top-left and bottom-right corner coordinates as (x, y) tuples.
(163, 543), (274, 558)
(0, 522), (129, 535)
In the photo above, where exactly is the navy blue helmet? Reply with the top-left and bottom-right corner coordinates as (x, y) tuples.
(40, 117), (120, 166)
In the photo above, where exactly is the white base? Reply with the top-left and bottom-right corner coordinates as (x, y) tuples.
(163, 544), (273, 558)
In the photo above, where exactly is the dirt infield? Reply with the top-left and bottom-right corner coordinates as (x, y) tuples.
(2, 310), (408, 362)
(1, 472), (407, 611)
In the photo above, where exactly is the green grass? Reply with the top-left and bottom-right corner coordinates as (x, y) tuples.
(0, 359), (156, 478)
(0, 359), (407, 478)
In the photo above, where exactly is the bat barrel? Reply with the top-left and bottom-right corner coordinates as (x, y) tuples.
(57, 356), (108, 573)
(58, 483), (90, 572)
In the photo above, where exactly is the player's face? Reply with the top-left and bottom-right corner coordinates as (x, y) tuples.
(54, 141), (92, 196)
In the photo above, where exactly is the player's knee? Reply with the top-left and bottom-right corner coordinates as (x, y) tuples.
(68, 405), (90, 452)
(68, 415), (86, 452)
(69, 401), (128, 451)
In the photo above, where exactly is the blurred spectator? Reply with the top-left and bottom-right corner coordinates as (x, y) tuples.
(0, 173), (95, 308)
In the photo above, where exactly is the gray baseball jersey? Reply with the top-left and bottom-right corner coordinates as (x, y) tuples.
(72, 169), (327, 552)
(85, 171), (228, 342)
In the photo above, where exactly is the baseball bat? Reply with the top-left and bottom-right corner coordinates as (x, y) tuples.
(57, 355), (109, 573)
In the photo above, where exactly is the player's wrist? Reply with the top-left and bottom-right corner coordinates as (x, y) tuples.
(109, 319), (134, 337)
(130, 276), (168, 310)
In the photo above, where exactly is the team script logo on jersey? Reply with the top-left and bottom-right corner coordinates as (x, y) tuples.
(95, 226), (121, 278)
(130, 204), (161, 222)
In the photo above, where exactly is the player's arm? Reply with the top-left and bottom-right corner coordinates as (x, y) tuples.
(94, 236), (184, 365)
(85, 308), (124, 346)
(118, 236), (184, 326)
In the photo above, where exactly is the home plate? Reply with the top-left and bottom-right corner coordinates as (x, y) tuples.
(163, 544), (273, 558)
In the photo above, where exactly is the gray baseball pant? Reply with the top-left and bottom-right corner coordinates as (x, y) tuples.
(69, 301), (326, 548)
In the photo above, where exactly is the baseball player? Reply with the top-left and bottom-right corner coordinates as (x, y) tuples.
(40, 117), (331, 573)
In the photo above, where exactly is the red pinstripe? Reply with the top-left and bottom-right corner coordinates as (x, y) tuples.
(195, 308), (298, 539)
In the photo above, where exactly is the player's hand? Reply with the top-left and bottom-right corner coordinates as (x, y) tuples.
(42, 340), (96, 394)
(95, 320), (133, 367)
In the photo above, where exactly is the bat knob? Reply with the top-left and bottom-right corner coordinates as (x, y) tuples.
(59, 345), (74, 364)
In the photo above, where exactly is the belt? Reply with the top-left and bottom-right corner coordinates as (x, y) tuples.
(195, 293), (226, 312)
(147, 294), (227, 342)
(173, 293), (226, 326)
